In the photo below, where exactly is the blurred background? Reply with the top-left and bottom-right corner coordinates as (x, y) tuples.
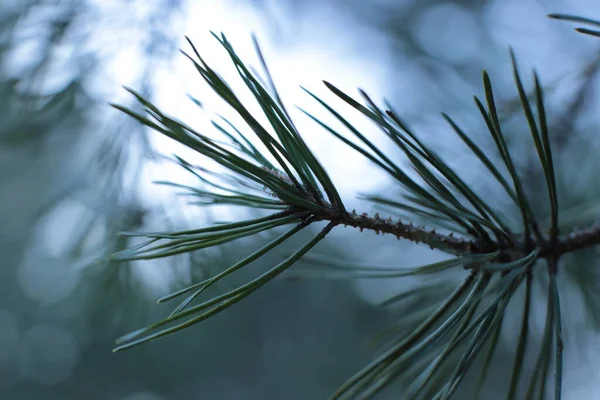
(1, 0), (600, 399)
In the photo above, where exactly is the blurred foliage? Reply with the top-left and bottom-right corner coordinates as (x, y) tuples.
(0, 1), (396, 398)
(3, 0), (600, 399)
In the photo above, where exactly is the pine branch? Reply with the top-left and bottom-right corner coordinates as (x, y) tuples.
(310, 208), (600, 259)
(108, 15), (600, 400)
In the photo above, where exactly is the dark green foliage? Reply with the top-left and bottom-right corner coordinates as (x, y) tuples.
(112, 15), (600, 399)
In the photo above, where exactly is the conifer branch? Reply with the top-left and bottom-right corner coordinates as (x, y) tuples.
(109, 15), (600, 399)
(308, 207), (600, 259)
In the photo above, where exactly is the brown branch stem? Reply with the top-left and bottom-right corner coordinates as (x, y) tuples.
(302, 207), (600, 261)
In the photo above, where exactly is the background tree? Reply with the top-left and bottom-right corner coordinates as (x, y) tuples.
(2, 0), (600, 399)
(0, 1), (386, 399)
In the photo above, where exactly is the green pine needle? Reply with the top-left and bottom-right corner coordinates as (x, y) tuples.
(109, 18), (600, 397)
